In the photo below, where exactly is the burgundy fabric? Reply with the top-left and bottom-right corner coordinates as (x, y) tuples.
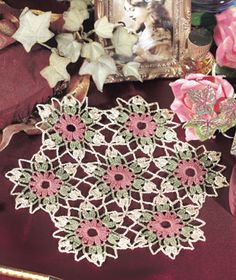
(0, 80), (236, 280)
(4, 0), (66, 13)
(0, 45), (53, 129)
(0, 1), (20, 17)
(0, 0), (66, 130)
(229, 164), (236, 216)
(1, 1), (236, 279)
(0, 277), (18, 280)
(0, 276), (23, 280)
(0, 19), (17, 50)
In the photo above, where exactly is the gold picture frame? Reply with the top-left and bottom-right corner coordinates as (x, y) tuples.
(231, 131), (236, 156)
(95, 0), (191, 82)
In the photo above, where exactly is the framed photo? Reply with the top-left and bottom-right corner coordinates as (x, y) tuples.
(95, 0), (191, 82)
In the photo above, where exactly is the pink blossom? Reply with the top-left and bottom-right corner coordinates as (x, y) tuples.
(214, 7), (236, 69)
(169, 74), (234, 141)
(125, 113), (157, 137)
(148, 212), (183, 239)
(103, 165), (134, 191)
(54, 114), (86, 142)
(174, 159), (207, 186)
(30, 171), (61, 198)
(76, 219), (110, 246)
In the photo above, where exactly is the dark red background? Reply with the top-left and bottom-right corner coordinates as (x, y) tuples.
(0, 1), (236, 280)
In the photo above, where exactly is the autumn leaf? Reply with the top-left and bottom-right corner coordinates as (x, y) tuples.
(81, 42), (105, 61)
(94, 16), (115, 39)
(112, 27), (138, 57)
(12, 7), (54, 52)
(63, 0), (89, 32)
(70, 0), (91, 9)
(79, 55), (117, 91)
(40, 52), (71, 88)
(122, 62), (142, 81)
(83, 0), (94, 6)
(56, 33), (81, 63)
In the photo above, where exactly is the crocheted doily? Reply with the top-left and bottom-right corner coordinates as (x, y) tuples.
(6, 95), (228, 266)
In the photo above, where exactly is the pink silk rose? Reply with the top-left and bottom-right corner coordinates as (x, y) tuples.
(214, 7), (236, 69)
(169, 74), (234, 141)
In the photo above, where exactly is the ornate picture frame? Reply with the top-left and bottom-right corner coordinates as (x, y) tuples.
(95, 0), (191, 82)
(231, 131), (236, 156)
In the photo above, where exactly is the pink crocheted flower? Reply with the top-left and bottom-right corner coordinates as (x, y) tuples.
(148, 212), (183, 239)
(76, 219), (110, 246)
(103, 165), (134, 190)
(30, 171), (62, 198)
(54, 114), (86, 142)
(125, 113), (157, 137)
(174, 159), (207, 186)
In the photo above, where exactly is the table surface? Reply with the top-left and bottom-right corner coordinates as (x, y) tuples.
(1, 1), (236, 279)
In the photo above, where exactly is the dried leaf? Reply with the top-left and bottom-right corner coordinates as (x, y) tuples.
(63, 1), (89, 32)
(94, 16), (115, 39)
(56, 33), (81, 63)
(81, 41), (105, 61)
(12, 7), (54, 52)
(40, 52), (71, 88)
(122, 62), (142, 81)
(70, 0), (90, 9)
(112, 27), (138, 57)
(31, 9), (61, 23)
(79, 55), (117, 92)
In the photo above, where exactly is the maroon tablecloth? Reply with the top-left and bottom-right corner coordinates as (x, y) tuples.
(0, 45), (53, 129)
(0, 80), (236, 280)
(0, 1), (236, 279)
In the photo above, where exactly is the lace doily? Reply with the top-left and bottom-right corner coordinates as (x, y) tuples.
(6, 95), (228, 266)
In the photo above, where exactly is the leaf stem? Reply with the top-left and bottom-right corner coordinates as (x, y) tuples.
(86, 29), (95, 37)
(39, 43), (52, 50)
(104, 46), (115, 50)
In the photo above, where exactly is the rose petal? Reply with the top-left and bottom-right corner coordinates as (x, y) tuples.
(170, 99), (193, 122)
(185, 128), (200, 142)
